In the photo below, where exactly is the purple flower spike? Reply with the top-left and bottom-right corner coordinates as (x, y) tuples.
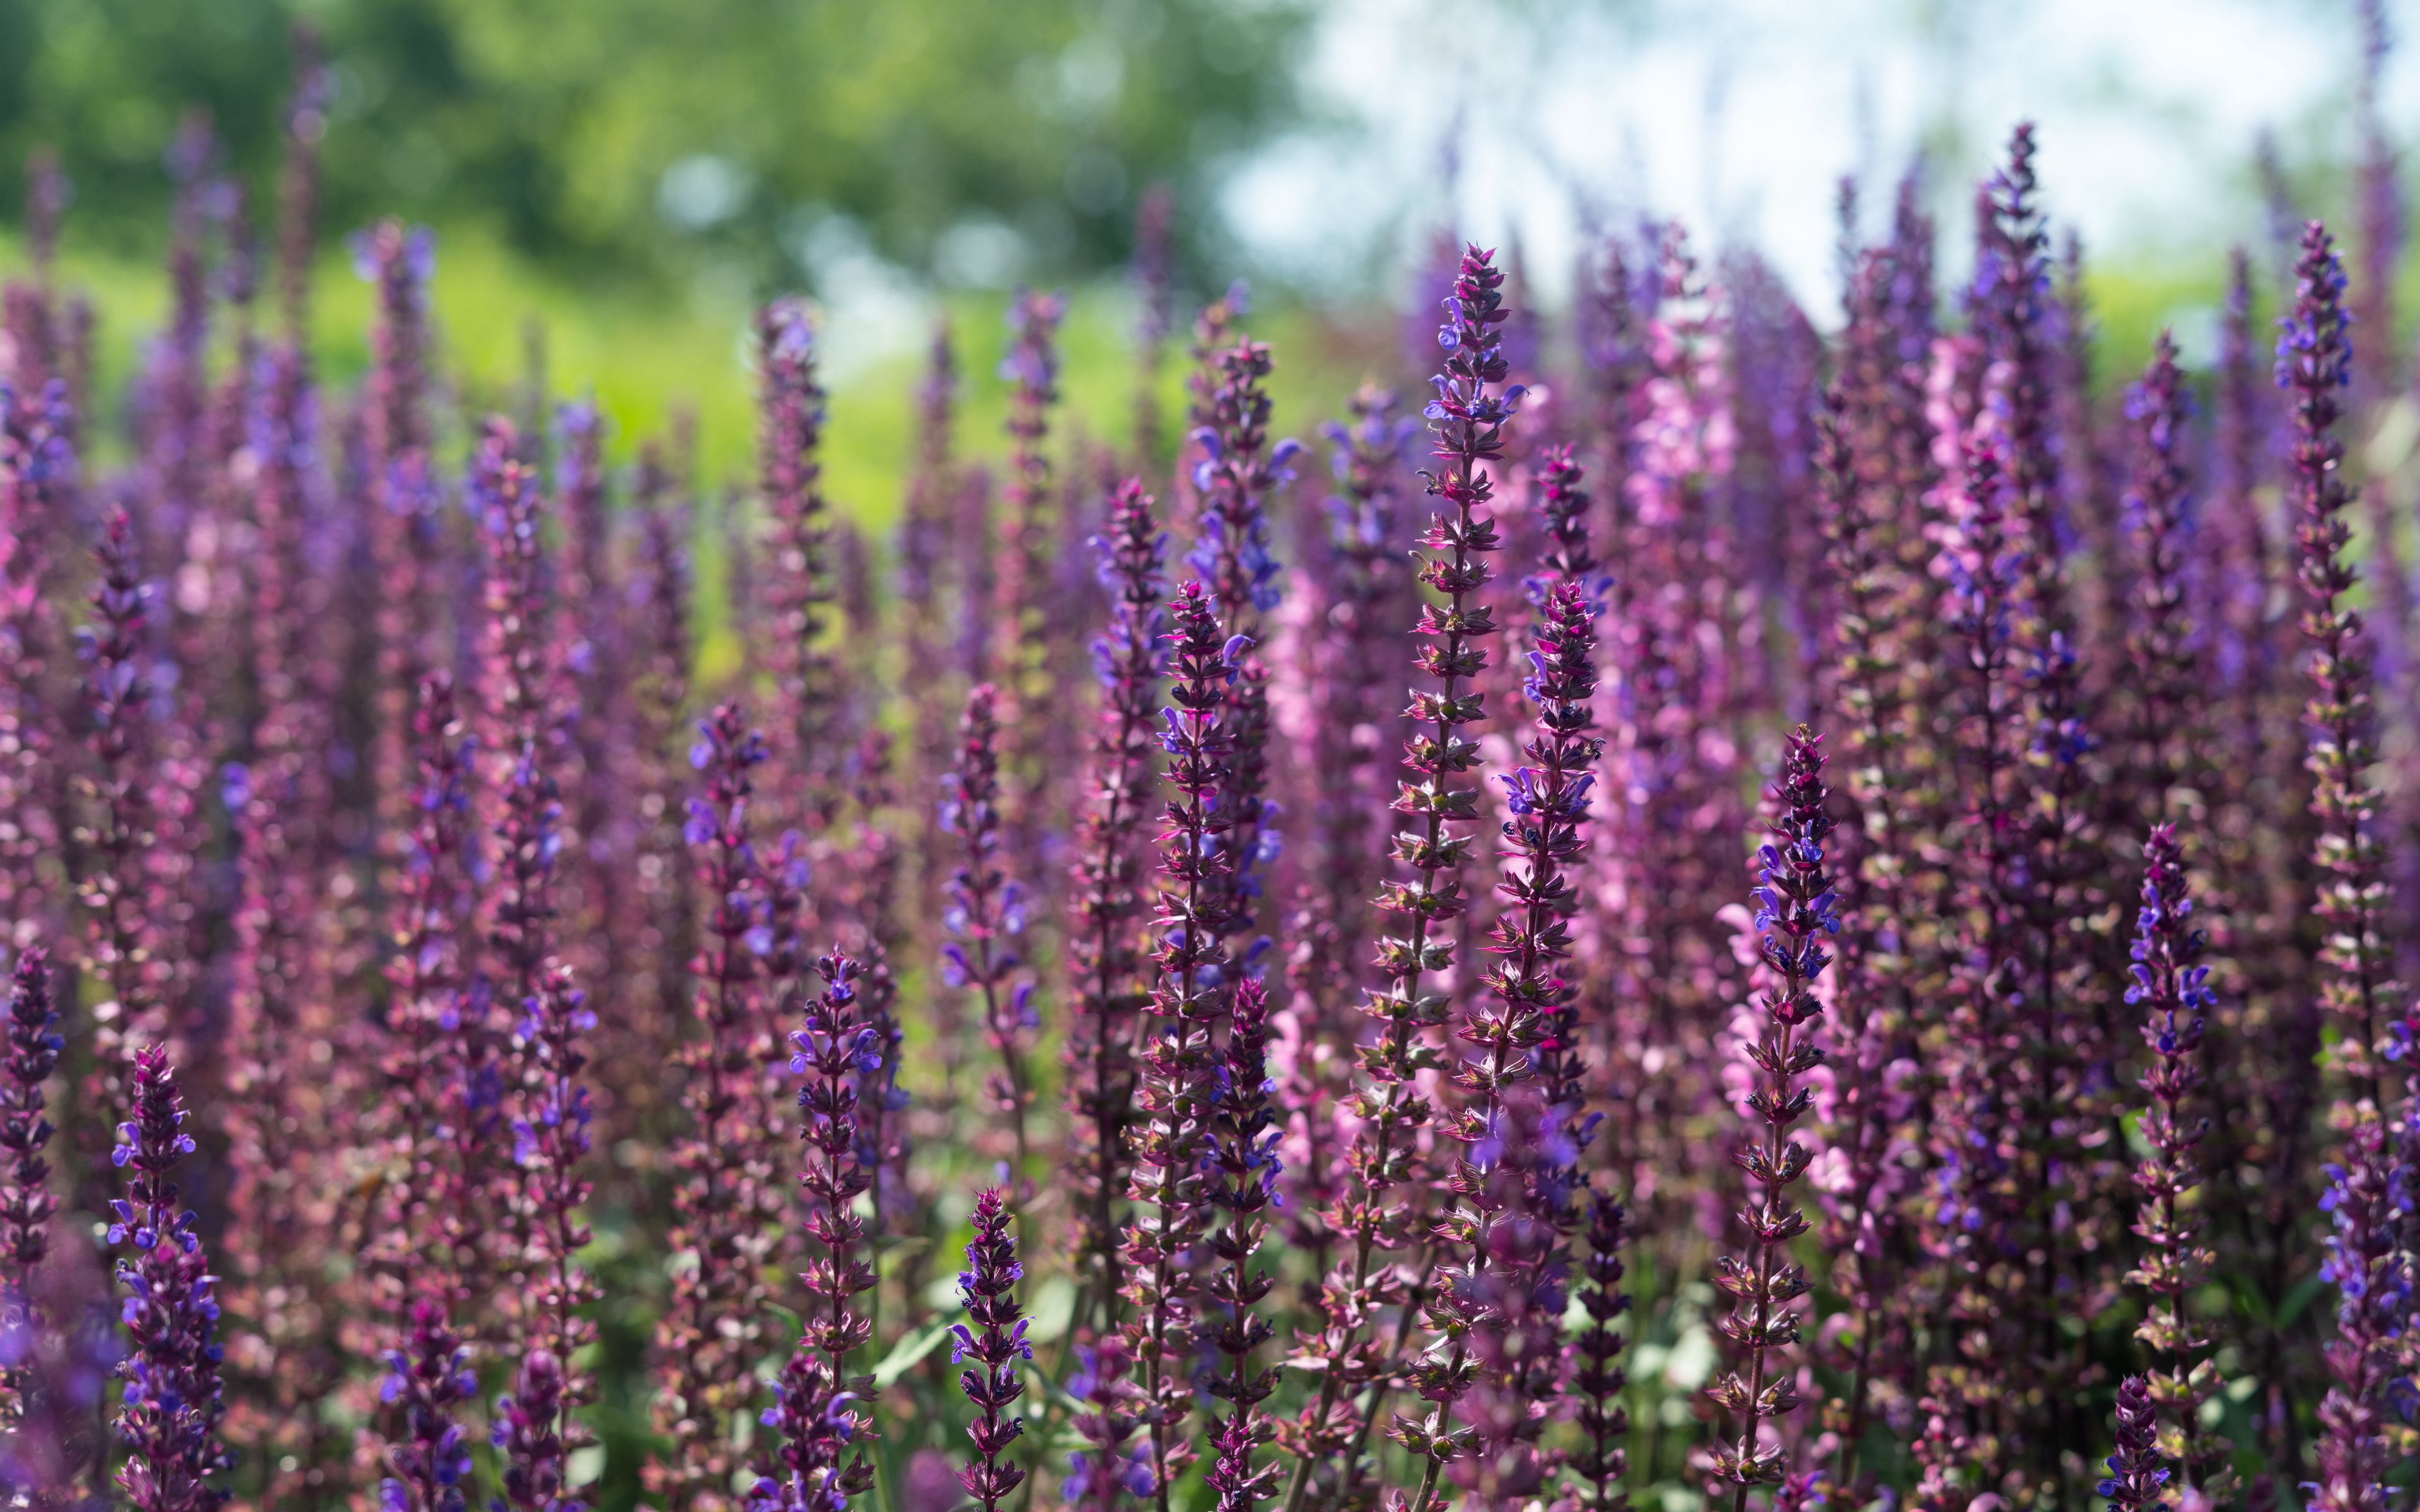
(650, 704), (781, 1508)
(1201, 976), (1280, 1512)
(2312, 1114), (2406, 1512)
(380, 1300), (473, 1512)
(2098, 1377), (2167, 1512)
(111, 1045), (231, 1512)
(754, 297), (845, 832)
(984, 289), (1067, 878)
(2280, 219), (2398, 1097)
(756, 948), (880, 1512)
(1564, 1189), (1632, 1512)
(0, 948), (58, 1429)
(2123, 825), (2225, 1495)
(1067, 478), (1168, 1324)
(793, 948), (879, 1377)
(1121, 580), (1238, 1508)
(497, 1348), (578, 1512)
(1705, 728), (1833, 1501)
(2122, 331), (2201, 811)
(1385, 243), (1513, 1512)
(954, 1188), (1030, 1512)
(942, 684), (1040, 1184)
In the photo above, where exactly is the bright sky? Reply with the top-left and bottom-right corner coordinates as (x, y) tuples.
(1224, 0), (2388, 319)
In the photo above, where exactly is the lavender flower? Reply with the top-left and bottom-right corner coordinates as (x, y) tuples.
(77, 510), (173, 1065)
(2123, 333), (2201, 811)
(649, 705), (779, 1511)
(987, 290), (1066, 868)
(1707, 726), (1833, 1500)
(630, 457), (697, 1058)
(219, 352), (345, 1501)
(1301, 385), (1416, 964)
(954, 1188), (1031, 1512)
(2312, 1116), (2405, 1512)
(1202, 976), (1281, 1512)
(1456, 1092), (1574, 1512)
(792, 949), (879, 1376)
(940, 684), (1038, 1183)
(756, 299), (845, 834)
(752, 953), (880, 1512)
(1473, 446), (1603, 1150)
(1389, 243), (1514, 1512)
(1562, 1189), (1630, 1512)
(358, 220), (441, 833)
(469, 416), (565, 1016)
(111, 1045), (229, 1512)
(2280, 219), (2398, 1095)
(0, 948), (57, 1427)
(751, 1348), (871, 1512)
(507, 960), (600, 1497)
(1808, 367), (1923, 1483)
(1188, 325), (1294, 950)
(0, 378), (68, 932)
(1068, 479), (1168, 1326)
(1972, 123), (2067, 629)
(1065, 1337), (1146, 1512)
(379, 1300), (475, 1512)
(1930, 432), (2025, 1414)
(2353, 0), (2404, 406)
(374, 671), (477, 1302)
(2123, 825), (2227, 1497)
(2097, 1378), (2165, 1512)
(1123, 580), (1237, 1512)
(497, 1348), (573, 1512)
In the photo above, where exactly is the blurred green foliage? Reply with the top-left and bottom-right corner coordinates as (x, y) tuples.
(0, 0), (1311, 289)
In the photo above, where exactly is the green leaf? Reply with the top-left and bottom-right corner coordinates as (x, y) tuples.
(872, 1319), (954, 1390)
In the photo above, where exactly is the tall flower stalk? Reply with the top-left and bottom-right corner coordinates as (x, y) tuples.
(792, 949), (880, 1383)
(470, 416), (565, 1026)
(752, 949), (880, 1512)
(758, 300), (844, 835)
(379, 1300), (475, 1512)
(0, 378), (68, 944)
(1189, 328), (1294, 949)
(2121, 825), (2227, 1497)
(504, 958), (600, 1505)
(2123, 333), (2200, 813)
(1707, 727), (1834, 1502)
(2097, 1378), (2165, 1512)
(2312, 1111), (2405, 1512)
(1390, 243), (1516, 1512)
(1483, 444), (1603, 1154)
(990, 290), (1066, 871)
(940, 684), (1038, 1186)
(954, 1187), (1032, 1512)
(1562, 1189), (1631, 1512)
(358, 222), (440, 835)
(2281, 219), (2397, 1097)
(1068, 479), (1169, 1327)
(1203, 976), (1281, 1512)
(110, 1044), (231, 1512)
(77, 510), (174, 1068)
(0, 948), (56, 1428)
(220, 347), (344, 1510)
(1124, 581), (1237, 1512)
(648, 706), (779, 1512)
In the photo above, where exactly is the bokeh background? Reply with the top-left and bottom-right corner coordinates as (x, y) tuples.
(0, 0), (2403, 502)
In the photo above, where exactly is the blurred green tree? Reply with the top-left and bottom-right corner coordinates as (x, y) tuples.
(0, 0), (1310, 288)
